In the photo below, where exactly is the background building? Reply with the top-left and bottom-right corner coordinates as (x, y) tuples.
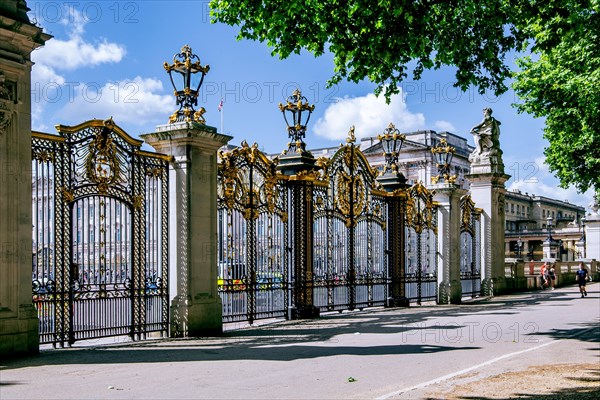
(294, 129), (587, 262)
(504, 190), (585, 261)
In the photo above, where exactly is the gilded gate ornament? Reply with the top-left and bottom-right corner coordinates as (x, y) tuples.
(460, 194), (479, 235)
(85, 118), (120, 194)
(217, 141), (282, 221)
(405, 182), (436, 234)
(336, 171), (365, 227)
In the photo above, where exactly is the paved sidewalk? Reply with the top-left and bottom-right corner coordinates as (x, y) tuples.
(1, 284), (599, 399)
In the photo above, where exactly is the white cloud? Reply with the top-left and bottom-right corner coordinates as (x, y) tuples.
(31, 7), (125, 87)
(313, 91), (427, 140)
(506, 156), (594, 209)
(31, 63), (65, 86)
(433, 120), (456, 132)
(30, 6), (127, 130)
(58, 76), (173, 126)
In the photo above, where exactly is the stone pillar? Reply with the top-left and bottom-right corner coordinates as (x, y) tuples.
(523, 241), (531, 261)
(542, 238), (559, 260)
(575, 238), (586, 259)
(466, 108), (509, 295)
(466, 172), (509, 295)
(141, 122), (231, 337)
(585, 196), (600, 261)
(432, 185), (466, 304)
(0, 1), (51, 357)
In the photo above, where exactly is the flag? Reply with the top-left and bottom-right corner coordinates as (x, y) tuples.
(218, 98), (224, 112)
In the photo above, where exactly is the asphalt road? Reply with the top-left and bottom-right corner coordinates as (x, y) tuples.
(1, 283), (599, 399)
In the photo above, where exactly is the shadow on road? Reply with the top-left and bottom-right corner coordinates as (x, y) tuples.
(2, 284), (597, 370)
(1, 342), (479, 370)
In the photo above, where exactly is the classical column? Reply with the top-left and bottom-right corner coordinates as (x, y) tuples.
(141, 122), (231, 337)
(466, 108), (509, 295)
(0, 0), (51, 357)
(432, 185), (466, 304)
(585, 196), (600, 261)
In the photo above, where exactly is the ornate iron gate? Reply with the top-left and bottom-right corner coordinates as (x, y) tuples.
(313, 140), (388, 311)
(217, 142), (288, 323)
(460, 194), (482, 298)
(216, 136), (441, 323)
(32, 119), (169, 346)
(404, 182), (438, 304)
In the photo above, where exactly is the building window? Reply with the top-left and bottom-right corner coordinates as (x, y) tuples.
(511, 204), (514, 213)
(543, 209), (546, 218)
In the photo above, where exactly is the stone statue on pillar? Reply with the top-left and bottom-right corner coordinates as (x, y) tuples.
(469, 108), (504, 174)
(465, 108), (510, 296)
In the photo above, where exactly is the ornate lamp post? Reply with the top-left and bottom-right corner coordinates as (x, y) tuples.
(164, 45), (210, 124)
(378, 123), (406, 173)
(279, 89), (315, 155)
(377, 123), (407, 189)
(431, 138), (456, 184)
(577, 217), (586, 258)
(514, 237), (523, 258)
(375, 123), (409, 307)
(276, 89), (319, 319)
(546, 216), (554, 242)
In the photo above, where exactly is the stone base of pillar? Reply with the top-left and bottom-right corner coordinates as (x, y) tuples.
(437, 281), (462, 304)
(491, 276), (507, 295)
(169, 296), (223, 338)
(438, 281), (450, 305)
(481, 278), (494, 296)
(385, 296), (410, 308)
(449, 280), (462, 304)
(288, 305), (320, 320)
(0, 305), (39, 358)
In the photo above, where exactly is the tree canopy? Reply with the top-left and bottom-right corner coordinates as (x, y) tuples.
(210, 0), (600, 195)
(512, 2), (600, 195)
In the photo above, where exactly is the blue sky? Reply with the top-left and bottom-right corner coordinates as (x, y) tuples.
(27, 1), (594, 209)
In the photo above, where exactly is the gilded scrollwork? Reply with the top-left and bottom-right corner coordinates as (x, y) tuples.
(61, 186), (74, 203)
(405, 181), (436, 234)
(32, 149), (55, 163)
(460, 194), (478, 235)
(85, 118), (121, 193)
(335, 171), (365, 227)
(217, 140), (283, 221)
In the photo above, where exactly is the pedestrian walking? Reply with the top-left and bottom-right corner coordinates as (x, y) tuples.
(548, 264), (556, 290)
(575, 262), (589, 298)
(540, 262), (549, 289)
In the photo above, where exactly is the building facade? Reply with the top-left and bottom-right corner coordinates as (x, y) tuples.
(292, 129), (586, 262)
(504, 190), (585, 261)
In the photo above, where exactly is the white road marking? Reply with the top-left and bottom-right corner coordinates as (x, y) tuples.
(375, 340), (558, 399)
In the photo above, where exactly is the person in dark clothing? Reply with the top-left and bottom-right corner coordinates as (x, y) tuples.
(575, 262), (589, 298)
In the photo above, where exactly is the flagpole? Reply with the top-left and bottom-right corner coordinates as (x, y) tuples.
(220, 106), (224, 134)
